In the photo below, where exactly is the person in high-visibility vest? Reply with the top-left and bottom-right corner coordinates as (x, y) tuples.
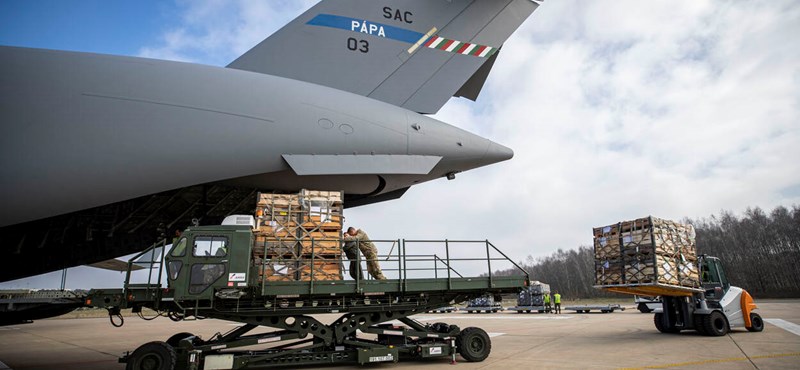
(553, 291), (562, 314)
(543, 292), (551, 313)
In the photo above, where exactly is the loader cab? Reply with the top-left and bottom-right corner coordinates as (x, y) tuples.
(700, 255), (730, 301)
(165, 218), (254, 302)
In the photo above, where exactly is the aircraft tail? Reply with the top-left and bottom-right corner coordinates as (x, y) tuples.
(227, 0), (541, 114)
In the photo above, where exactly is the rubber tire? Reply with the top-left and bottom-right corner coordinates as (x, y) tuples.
(467, 310), (473, 314)
(538, 310), (544, 313)
(526, 310), (531, 313)
(702, 311), (729, 336)
(456, 327), (492, 362)
(126, 341), (176, 370)
(747, 312), (764, 332)
(654, 313), (680, 333)
(638, 303), (652, 313)
(694, 315), (708, 336)
(517, 310), (523, 314)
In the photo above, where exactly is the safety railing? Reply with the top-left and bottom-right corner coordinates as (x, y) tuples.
(123, 238), (168, 306)
(255, 238), (528, 294)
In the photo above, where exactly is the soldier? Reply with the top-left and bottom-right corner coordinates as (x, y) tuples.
(342, 227), (386, 280)
(553, 291), (562, 314)
(343, 239), (364, 280)
(544, 292), (551, 313)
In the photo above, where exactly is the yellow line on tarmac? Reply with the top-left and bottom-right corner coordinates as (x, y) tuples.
(618, 352), (800, 370)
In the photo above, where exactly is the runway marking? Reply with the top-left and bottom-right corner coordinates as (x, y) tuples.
(618, 352), (800, 370)
(764, 318), (800, 336)
(413, 315), (573, 321)
(0, 327), (20, 331)
(488, 333), (505, 338)
(0, 360), (11, 370)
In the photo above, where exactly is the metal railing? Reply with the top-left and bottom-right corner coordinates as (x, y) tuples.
(123, 238), (168, 306)
(254, 238), (528, 293)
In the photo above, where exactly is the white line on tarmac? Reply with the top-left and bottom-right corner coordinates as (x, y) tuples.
(487, 333), (505, 337)
(0, 360), (12, 369)
(413, 315), (573, 321)
(764, 319), (800, 336)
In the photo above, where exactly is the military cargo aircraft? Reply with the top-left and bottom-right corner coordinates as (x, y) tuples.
(0, 0), (541, 282)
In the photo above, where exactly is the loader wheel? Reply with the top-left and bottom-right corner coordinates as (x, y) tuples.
(126, 341), (176, 370)
(747, 313), (764, 332)
(702, 311), (729, 336)
(638, 303), (652, 313)
(654, 313), (680, 333)
(456, 327), (491, 362)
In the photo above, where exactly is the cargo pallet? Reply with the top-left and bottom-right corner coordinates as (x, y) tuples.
(509, 305), (548, 313)
(565, 304), (624, 313)
(86, 233), (528, 370)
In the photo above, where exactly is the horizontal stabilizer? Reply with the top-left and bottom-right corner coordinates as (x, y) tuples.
(88, 259), (144, 272)
(283, 154), (441, 175)
(228, 0), (540, 114)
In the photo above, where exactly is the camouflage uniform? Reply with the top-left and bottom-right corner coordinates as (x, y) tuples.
(343, 229), (386, 280)
(343, 240), (364, 280)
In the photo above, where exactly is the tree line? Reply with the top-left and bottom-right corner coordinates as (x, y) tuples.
(491, 205), (800, 299)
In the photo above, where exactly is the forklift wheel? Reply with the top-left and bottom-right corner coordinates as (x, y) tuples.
(654, 313), (680, 333)
(456, 327), (492, 362)
(702, 311), (729, 336)
(747, 312), (764, 332)
(637, 303), (652, 313)
(126, 341), (176, 370)
(693, 315), (708, 336)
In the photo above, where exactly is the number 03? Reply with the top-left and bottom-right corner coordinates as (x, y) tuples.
(347, 38), (369, 53)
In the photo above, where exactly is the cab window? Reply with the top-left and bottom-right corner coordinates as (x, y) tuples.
(170, 237), (188, 257)
(193, 236), (228, 257)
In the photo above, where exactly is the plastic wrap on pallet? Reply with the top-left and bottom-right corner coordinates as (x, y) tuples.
(593, 216), (699, 289)
(253, 190), (345, 282)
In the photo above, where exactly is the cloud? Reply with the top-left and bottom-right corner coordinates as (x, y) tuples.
(136, 0), (800, 268)
(138, 0), (318, 65)
(352, 0), (800, 265)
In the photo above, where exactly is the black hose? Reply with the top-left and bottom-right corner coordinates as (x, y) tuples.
(110, 313), (124, 327)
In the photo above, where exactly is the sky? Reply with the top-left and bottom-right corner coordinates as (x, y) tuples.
(1, 0), (799, 289)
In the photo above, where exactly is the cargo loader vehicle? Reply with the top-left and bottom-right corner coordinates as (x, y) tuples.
(83, 216), (528, 369)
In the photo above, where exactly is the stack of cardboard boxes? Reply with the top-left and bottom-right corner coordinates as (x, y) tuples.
(594, 216), (699, 288)
(253, 190), (344, 281)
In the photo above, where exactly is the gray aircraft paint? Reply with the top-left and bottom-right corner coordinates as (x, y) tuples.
(0, 0), (540, 280)
(0, 47), (511, 227)
(229, 0), (539, 114)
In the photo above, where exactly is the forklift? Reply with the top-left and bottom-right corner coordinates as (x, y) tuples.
(654, 255), (764, 336)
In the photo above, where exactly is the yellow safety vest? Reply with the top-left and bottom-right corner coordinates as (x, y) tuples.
(554, 294), (561, 304)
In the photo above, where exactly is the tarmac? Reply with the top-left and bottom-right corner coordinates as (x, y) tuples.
(0, 300), (797, 370)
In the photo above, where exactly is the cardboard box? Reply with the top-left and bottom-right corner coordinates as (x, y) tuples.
(593, 216), (699, 288)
